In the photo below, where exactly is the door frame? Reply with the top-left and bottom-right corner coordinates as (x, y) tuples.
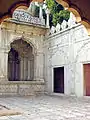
(52, 66), (65, 94)
(83, 63), (90, 96)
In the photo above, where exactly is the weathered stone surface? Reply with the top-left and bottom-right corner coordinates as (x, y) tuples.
(0, 81), (45, 96)
(0, 18), (47, 96)
(0, 95), (90, 119)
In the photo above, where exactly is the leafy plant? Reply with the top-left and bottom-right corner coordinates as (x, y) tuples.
(46, 0), (70, 26)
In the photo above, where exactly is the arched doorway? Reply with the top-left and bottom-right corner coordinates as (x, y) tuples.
(8, 48), (20, 81)
(8, 39), (34, 81)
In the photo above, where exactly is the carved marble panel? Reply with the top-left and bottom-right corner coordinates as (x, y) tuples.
(12, 9), (45, 26)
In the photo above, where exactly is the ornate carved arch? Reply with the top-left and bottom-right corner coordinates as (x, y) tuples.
(8, 35), (37, 56)
(0, 0), (90, 35)
(8, 38), (35, 81)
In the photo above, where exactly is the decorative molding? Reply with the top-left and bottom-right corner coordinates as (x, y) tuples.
(12, 9), (45, 26)
(1, 20), (47, 36)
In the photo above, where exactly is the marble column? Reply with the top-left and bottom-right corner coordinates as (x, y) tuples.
(20, 58), (24, 81)
(23, 57), (28, 80)
(0, 50), (9, 81)
(23, 58), (26, 80)
(31, 59), (34, 80)
(45, 8), (50, 28)
(4, 52), (8, 81)
(39, 4), (43, 20)
(27, 60), (31, 80)
(34, 53), (44, 81)
(0, 27), (8, 81)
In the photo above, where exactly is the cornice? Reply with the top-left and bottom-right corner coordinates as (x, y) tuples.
(1, 20), (48, 36)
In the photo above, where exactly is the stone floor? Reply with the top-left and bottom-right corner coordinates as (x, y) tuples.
(0, 95), (90, 120)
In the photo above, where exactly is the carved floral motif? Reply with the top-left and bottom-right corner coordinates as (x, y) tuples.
(13, 9), (45, 26)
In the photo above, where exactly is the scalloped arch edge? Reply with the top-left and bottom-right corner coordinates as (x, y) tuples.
(0, 1), (31, 23)
(56, 0), (90, 36)
(0, 0), (90, 35)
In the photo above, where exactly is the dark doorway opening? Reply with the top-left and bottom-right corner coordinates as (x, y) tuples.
(8, 48), (20, 81)
(54, 67), (64, 93)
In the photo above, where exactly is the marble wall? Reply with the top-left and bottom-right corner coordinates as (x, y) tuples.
(0, 14), (90, 97)
(44, 23), (90, 97)
(0, 20), (47, 96)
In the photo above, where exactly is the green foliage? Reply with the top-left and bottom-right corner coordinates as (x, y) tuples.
(53, 10), (70, 25)
(46, 0), (70, 26)
(46, 0), (56, 14)
(46, 0), (55, 9)
(46, 0), (63, 14)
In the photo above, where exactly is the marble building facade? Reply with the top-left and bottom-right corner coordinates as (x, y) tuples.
(0, 5), (90, 97)
(44, 19), (90, 97)
(0, 11), (47, 96)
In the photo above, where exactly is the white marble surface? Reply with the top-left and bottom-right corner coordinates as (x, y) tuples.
(44, 21), (90, 97)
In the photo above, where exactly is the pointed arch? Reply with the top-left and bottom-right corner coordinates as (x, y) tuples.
(8, 38), (34, 81)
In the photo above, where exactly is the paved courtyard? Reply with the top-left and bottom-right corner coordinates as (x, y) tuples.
(0, 95), (90, 120)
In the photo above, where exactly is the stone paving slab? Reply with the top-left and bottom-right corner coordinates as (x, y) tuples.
(0, 109), (22, 117)
(0, 95), (90, 120)
(0, 104), (22, 117)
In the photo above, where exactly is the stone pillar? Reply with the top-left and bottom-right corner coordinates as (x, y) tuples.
(20, 57), (24, 81)
(34, 54), (38, 80)
(3, 52), (8, 81)
(31, 59), (34, 80)
(45, 8), (50, 28)
(27, 60), (31, 80)
(39, 4), (43, 19)
(34, 52), (44, 81)
(0, 27), (8, 81)
(23, 58), (26, 80)
(0, 49), (9, 81)
(27, 2), (36, 16)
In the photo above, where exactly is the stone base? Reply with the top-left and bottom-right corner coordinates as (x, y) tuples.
(0, 80), (45, 96)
